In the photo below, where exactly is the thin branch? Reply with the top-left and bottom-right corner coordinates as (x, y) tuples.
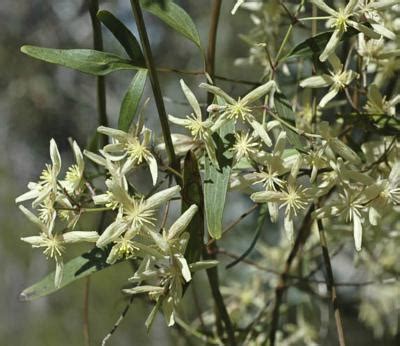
(206, 0), (222, 107)
(315, 219), (346, 346)
(269, 204), (315, 346)
(88, 0), (108, 148)
(130, 0), (178, 178)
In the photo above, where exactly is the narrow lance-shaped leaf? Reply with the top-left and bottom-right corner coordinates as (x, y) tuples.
(21, 46), (140, 76)
(119, 69), (148, 131)
(204, 105), (235, 239)
(285, 28), (358, 60)
(97, 10), (146, 65)
(19, 248), (115, 301)
(140, 0), (201, 48)
(182, 151), (204, 264)
(274, 93), (306, 152)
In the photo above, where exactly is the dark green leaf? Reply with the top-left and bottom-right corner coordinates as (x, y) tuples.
(140, 0), (201, 48)
(97, 10), (145, 65)
(204, 118), (235, 239)
(274, 93), (306, 151)
(21, 46), (140, 76)
(20, 248), (114, 301)
(285, 28), (357, 60)
(119, 69), (148, 131)
(182, 151), (204, 264)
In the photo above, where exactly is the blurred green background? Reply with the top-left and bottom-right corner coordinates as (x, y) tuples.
(1, 1), (398, 345)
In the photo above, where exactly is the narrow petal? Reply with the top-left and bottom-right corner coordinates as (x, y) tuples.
(97, 126), (127, 141)
(146, 154), (158, 186)
(146, 186), (181, 210)
(318, 87), (339, 107)
(300, 75), (332, 88)
(370, 23), (396, 40)
(168, 205), (198, 240)
(96, 220), (127, 248)
(273, 131), (287, 157)
(284, 214), (294, 244)
(189, 260), (218, 272)
(329, 138), (361, 164)
(349, 21), (381, 39)
(310, 0), (337, 16)
(320, 30), (343, 62)
(83, 150), (106, 166)
(175, 255), (192, 282)
(19, 205), (46, 233)
(242, 80), (276, 104)
(248, 117), (272, 147)
(20, 235), (45, 246)
(353, 213), (363, 251)
(168, 115), (190, 127)
(123, 285), (164, 295)
(199, 83), (236, 104)
(54, 258), (64, 288)
(180, 79), (202, 118)
(50, 139), (61, 175)
(15, 189), (39, 204)
(251, 191), (284, 203)
(63, 231), (99, 243)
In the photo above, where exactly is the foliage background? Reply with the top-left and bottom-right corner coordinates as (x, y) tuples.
(0, 1), (398, 345)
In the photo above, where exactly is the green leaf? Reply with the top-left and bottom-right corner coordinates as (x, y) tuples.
(204, 118), (235, 239)
(20, 248), (113, 301)
(97, 10), (145, 65)
(21, 46), (140, 76)
(140, 0), (201, 48)
(274, 93), (306, 152)
(118, 69), (148, 131)
(182, 151), (204, 264)
(285, 28), (357, 60)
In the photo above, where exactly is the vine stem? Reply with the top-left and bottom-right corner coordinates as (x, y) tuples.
(205, 0), (222, 107)
(203, 2), (236, 344)
(269, 204), (315, 346)
(130, 0), (178, 176)
(88, 0), (108, 148)
(315, 218), (346, 346)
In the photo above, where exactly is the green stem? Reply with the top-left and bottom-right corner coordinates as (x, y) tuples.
(315, 218), (346, 346)
(206, 0), (222, 108)
(129, 0), (178, 175)
(88, 0), (108, 148)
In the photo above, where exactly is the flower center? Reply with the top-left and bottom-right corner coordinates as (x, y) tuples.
(334, 9), (349, 32)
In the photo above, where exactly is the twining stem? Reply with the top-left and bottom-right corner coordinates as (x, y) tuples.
(88, 0), (108, 148)
(315, 218), (346, 346)
(205, 0), (222, 108)
(269, 204), (315, 346)
(130, 0), (178, 175)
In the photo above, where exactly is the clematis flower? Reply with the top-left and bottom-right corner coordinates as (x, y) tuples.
(19, 205), (98, 287)
(123, 205), (218, 328)
(251, 156), (311, 242)
(202, 80), (276, 146)
(365, 84), (400, 117)
(300, 54), (358, 107)
(309, 0), (381, 61)
(95, 184), (181, 249)
(97, 124), (158, 185)
(60, 140), (84, 194)
(168, 80), (218, 167)
(16, 138), (61, 207)
(313, 188), (367, 251)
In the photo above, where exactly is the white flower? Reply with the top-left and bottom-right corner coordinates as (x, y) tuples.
(309, 0), (381, 61)
(202, 80), (276, 146)
(251, 156), (310, 242)
(314, 188), (367, 251)
(168, 80), (218, 167)
(60, 140), (84, 194)
(365, 84), (400, 116)
(123, 205), (217, 328)
(97, 125), (158, 185)
(300, 55), (358, 107)
(96, 185), (181, 249)
(16, 139), (61, 207)
(19, 205), (98, 287)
